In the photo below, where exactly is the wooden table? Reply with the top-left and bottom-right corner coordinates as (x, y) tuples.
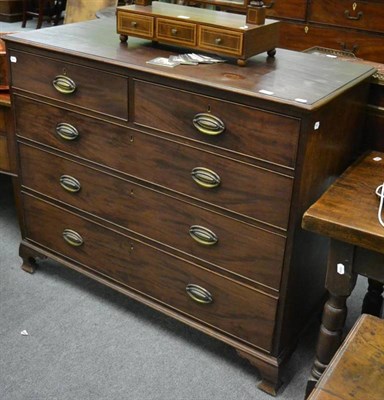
(307, 314), (384, 400)
(302, 151), (384, 392)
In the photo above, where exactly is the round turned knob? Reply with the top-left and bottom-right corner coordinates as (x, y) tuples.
(215, 38), (222, 45)
(171, 28), (178, 35)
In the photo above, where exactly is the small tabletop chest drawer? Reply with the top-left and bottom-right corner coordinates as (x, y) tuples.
(9, 50), (128, 119)
(117, 12), (154, 38)
(23, 193), (278, 352)
(156, 18), (196, 46)
(199, 27), (243, 57)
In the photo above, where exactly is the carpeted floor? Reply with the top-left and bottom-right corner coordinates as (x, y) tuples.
(0, 173), (371, 400)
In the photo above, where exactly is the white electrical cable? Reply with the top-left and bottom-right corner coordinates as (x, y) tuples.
(375, 183), (384, 227)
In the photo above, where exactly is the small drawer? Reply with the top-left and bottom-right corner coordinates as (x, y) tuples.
(117, 12), (154, 38)
(199, 26), (243, 56)
(265, 0), (307, 21)
(156, 18), (196, 46)
(9, 50), (128, 119)
(20, 143), (286, 289)
(15, 97), (293, 229)
(309, 0), (384, 34)
(134, 80), (300, 169)
(23, 194), (278, 351)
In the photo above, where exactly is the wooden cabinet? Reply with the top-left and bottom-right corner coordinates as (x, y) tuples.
(267, 0), (384, 63)
(4, 17), (375, 395)
(0, 0), (22, 22)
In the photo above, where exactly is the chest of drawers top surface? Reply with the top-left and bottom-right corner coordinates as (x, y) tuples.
(4, 17), (374, 110)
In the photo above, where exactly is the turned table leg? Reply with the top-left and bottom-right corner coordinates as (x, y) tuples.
(306, 239), (357, 396)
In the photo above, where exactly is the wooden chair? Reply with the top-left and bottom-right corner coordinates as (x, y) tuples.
(22, 0), (66, 29)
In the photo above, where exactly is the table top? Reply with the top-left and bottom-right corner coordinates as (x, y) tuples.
(302, 151), (384, 254)
(308, 314), (384, 400)
(2, 16), (375, 111)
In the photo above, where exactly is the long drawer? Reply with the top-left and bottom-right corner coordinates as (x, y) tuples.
(278, 21), (384, 63)
(133, 80), (300, 169)
(22, 193), (278, 351)
(265, 0), (307, 21)
(309, 0), (384, 34)
(15, 96), (293, 229)
(9, 50), (128, 119)
(19, 143), (286, 290)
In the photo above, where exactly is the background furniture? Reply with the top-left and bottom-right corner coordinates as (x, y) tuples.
(263, 0), (384, 64)
(307, 314), (384, 400)
(4, 16), (375, 395)
(302, 151), (384, 391)
(64, 0), (115, 24)
(22, 0), (66, 29)
(0, 0), (23, 22)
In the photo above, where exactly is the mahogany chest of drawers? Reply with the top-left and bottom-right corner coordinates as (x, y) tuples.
(3, 17), (375, 395)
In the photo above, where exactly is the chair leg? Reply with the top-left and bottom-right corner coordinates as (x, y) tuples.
(36, 0), (46, 29)
(21, 0), (28, 28)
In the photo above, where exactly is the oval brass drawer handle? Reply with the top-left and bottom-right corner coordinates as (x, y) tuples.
(189, 225), (218, 246)
(186, 284), (213, 304)
(52, 75), (77, 94)
(192, 113), (225, 136)
(60, 175), (81, 193)
(56, 122), (79, 141)
(62, 229), (84, 247)
(191, 167), (221, 189)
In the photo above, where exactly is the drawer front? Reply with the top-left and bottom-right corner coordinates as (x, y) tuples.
(9, 50), (128, 119)
(133, 80), (300, 168)
(23, 194), (278, 351)
(309, 0), (384, 34)
(265, 0), (307, 21)
(117, 12), (154, 38)
(156, 18), (196, 46)
(199, 27), (243, 56)
(15, 97), (293, 229)
(279, 22), (384, 64)
(20, 143), (286, 289)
